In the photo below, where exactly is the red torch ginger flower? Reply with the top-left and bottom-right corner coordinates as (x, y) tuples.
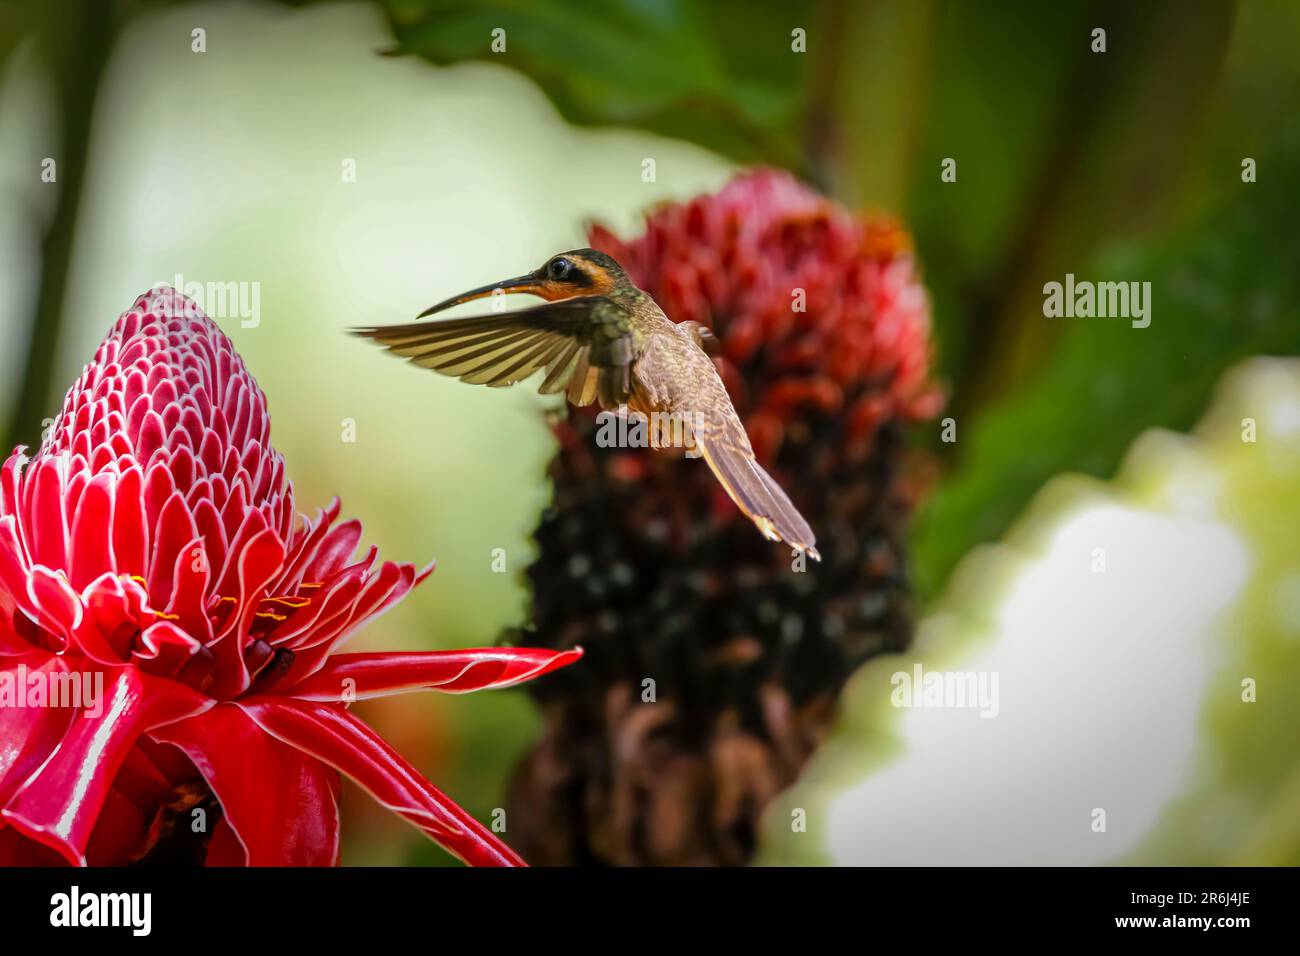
(0, 288), (578, 866)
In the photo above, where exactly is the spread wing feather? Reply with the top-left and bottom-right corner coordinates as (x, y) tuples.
(352, 296), (633, 404)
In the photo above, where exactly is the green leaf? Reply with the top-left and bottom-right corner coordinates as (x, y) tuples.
(376, 0), (812, 166)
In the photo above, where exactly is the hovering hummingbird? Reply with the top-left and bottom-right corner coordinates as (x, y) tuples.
(352, 249), (819, 559)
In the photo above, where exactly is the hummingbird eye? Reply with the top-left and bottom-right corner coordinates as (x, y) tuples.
(548, 257), (573, 281)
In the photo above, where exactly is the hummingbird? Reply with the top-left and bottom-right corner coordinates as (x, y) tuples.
(352, 249), (819, 559)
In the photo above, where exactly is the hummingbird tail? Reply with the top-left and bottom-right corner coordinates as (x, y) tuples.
(695, 437), (820, 560)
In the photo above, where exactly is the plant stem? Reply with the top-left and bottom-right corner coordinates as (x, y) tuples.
(5, 0), (119, 450)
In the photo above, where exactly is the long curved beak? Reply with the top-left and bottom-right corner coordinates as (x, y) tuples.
(417, 272), (544, 319)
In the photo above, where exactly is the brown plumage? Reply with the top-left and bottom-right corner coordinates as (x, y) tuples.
(352, 249), (818, 559)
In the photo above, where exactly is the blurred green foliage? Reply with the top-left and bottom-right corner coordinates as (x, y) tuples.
(912, 138), (1300, 595)
(760, 356), (1300, 865)
(1132, 361), (1300, 865)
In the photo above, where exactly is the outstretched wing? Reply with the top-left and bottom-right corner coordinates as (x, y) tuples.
(352, 296), (634, 407)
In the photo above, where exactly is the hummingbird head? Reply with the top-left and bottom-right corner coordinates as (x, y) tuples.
(417, 248), (633, 318)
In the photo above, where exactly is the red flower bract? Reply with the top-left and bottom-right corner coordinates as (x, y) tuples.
(0, 288), (578, 866)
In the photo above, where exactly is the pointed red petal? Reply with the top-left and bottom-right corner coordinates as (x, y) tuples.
(237, 698), (524, 866)
(303, 519), (362, 581)
(68, 474), (116, 590)
(288, 647), (583, 701)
